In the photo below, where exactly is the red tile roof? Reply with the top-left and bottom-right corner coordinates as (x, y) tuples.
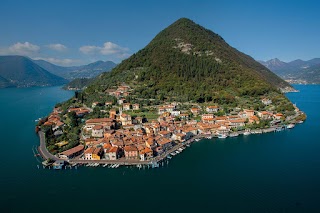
(86, 118), (113, 124)
(60, 145), (84, 156)
(124, 145), (138, 152)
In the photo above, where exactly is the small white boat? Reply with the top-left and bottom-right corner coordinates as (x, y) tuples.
(35, 118), (42, 122)
(218, 134), (228, 139)
(243, 130), (251, 136)
(287, 124), (295, 129)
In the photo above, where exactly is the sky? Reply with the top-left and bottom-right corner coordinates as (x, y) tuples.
(0, 0), (319, 66)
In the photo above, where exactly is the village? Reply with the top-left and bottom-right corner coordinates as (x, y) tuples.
(38, 84), (305, 168)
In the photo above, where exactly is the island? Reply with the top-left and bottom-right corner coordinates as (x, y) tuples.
(35, 18), (306, 169)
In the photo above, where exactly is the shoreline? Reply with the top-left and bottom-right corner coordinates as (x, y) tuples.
(37, 124), (297, 168)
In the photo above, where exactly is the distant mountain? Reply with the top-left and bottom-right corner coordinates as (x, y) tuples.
(259, 58), (320, 84)
(33, 60), (116, 80)
(259, 58), (288, 72)
(0, 56), (68, 88)
(33, 60), (73, 78)
(67, 60), (116, 79)
(296, 63), (320, 84)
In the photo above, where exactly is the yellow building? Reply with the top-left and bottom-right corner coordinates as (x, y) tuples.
(92, 147), (103, 160)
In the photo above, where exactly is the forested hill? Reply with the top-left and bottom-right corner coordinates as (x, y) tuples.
(83, 18), (294, 103)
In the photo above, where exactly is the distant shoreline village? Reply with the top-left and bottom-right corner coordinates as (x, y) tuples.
(35, 84), (306, 170)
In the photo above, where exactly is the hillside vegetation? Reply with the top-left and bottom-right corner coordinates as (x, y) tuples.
(81, 18), (292, 107)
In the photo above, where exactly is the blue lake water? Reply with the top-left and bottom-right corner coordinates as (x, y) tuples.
(0, 85), (320, 212)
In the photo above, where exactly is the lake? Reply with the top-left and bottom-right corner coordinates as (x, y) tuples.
(0, 85), (320, 212)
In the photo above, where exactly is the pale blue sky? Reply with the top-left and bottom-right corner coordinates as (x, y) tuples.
(0, 0), (319, 66)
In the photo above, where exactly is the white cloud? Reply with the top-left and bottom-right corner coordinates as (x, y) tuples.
(79, 41), (130, 59)
(0, 42), (83, 66)
(46, 43), (67, 51)
(79, 45), (101, 54)
(101, 42), (129, 55)
(8, 42), (40, 56)
(33, 57), (80, 66)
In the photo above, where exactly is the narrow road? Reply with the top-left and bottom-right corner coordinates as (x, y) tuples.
(38, 131), (60, 161)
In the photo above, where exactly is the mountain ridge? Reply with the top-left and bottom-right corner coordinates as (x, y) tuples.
(259, 58), (320, 84)
(33, 59), (116, 80)
(0, 56), (68, 88)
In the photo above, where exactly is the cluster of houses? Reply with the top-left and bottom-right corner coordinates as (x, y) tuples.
(54, 99), (288, 162)
(68, 107), (91, 117)
(105, 85), (131, 98)
(58, 115), (197, 161)
(42, 107), (65, 137)
(46, 84), (291, 162)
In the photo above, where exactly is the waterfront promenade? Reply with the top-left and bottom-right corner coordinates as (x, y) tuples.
(37, 125), (289, 166)
(38, 129), (204, 165)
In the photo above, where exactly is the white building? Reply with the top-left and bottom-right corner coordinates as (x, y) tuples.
(106, 146), (118, 160)
(171, 110), (181, 117)
(92, 125), (104, 138)
(206, 106), (219, 113)
(262, 98), (272, 105)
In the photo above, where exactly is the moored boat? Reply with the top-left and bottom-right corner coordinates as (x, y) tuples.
(52, 160), (65, 170)
(243, 130), (251, 135)
(286, 123), (295, 129)
(218, 134), (228, 139)
(42, 159), (53, 167)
